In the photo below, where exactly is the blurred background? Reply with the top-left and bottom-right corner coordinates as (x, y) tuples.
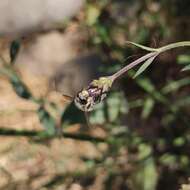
(0, 0), (190, 189)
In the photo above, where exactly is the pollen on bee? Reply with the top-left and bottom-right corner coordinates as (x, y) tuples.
(81, 90), (89, 97)
(74, 76), (113, 112)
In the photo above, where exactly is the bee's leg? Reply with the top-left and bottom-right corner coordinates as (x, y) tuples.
(85, 111), (93, 128)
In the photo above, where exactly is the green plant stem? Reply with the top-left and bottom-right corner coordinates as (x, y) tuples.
(111, 41), (190, 81)
(157, 41), (190, 53)
(110, 52), (157, 81)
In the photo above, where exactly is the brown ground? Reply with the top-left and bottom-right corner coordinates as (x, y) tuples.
(0, 33), (106, 190)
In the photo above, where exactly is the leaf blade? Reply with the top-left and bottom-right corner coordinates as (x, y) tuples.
(37, 106), (56, 135)
(181, 64), (190, 71)
(126, 41), (158, 52)
(133, 55), (157, 78)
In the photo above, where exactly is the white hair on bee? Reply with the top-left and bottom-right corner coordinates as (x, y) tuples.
(74, 77), (113, 112)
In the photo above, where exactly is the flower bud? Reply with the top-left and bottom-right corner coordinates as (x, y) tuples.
(74, 77), (113, 112)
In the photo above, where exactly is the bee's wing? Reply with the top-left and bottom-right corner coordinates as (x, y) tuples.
(50, 77), (74, 103)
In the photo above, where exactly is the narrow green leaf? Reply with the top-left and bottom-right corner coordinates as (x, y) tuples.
(10, 76), (32, 99)
(182, 64), (190, 71)
(131, 144), (158, 190)
(162, 77), (190, 94)
(141, 97), (155, 119)
(133, 56), (157, 78)
(37, 107), (56, 135)
(0, 65), (33, 100)
(10, 40), (21, 63)
(126, 41), (158, 52)
(177, 55), (190, 65)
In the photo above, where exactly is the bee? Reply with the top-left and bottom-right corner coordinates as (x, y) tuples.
(61, 77), (113, 127)
(74, 77), (113, 112)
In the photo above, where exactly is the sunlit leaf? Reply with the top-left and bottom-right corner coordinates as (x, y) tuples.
(89, 103), (105, 125)
(177, 55), (190, 65)
(131, 73), (168, 104)
(141, 97), (154, 119)
(107, 91), (128, 122)
(90, 91), (128, 125)
(131, 144), (158, 190)
(159, 153), (177, 166)
(182, 64), (190, 71)
(133, 55), (157, 78)
(173, 137), (185, 147)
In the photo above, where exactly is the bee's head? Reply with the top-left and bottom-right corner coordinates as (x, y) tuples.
(74, 90), (94, 112)
(74, 77), (113, 112)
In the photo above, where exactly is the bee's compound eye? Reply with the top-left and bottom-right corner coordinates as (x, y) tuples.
(79, 98), (87, 105)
